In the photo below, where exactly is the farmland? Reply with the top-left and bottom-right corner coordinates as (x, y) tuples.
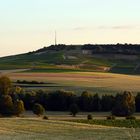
(0, 118), (139, 140)
(1, 0), (140, 139)
(0, 68), (140, 139)
(0, 55), (140, 139)
(1, 44), (140, 75)
(5, 71), (140, 95)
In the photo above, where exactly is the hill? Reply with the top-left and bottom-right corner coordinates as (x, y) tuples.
(1, 44), (140, 75)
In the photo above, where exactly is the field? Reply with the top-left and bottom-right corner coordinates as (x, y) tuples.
(0, 118), (140, 140)
(4, 70), (140, 95)
(1, 46), (140, 75)
(70, 119), (140, 128)
(0, 70), (140, 139)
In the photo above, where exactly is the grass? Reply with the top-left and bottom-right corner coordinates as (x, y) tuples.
(1, 49), (140, 75)
(69, 119), (140, 128)
(0, 118), (139, 140)
(110, 66), (137, 75)
(24, 68), (92, 73)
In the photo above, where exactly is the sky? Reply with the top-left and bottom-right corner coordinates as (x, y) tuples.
(0, 0), (140, 57)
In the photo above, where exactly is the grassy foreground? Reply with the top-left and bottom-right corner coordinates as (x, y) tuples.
(0, 118), (139, 140)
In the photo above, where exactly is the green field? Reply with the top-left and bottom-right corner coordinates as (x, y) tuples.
(0, 118), (139, 140)
(1, 47), (140, 75)
(69, 119), (140, 128)
(24, 68), (93, 73)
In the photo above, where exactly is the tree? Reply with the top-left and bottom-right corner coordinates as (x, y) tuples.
(0, 76), (12, 95)
(46, 90), (67, 111)
(92, 94), (101, 111)
(33, 103), (45, 116)
(14, 100), (25, 116)
(23, 91), (36, 110)
(79, 91), (93, 111)
(46, 90), (76, 111)
(101, 95), (114, 111)
(135, 93), (140, 112)
(0, 95), (14, 116)
(69, 103), (79, 117)
(112, 91), (135, 116)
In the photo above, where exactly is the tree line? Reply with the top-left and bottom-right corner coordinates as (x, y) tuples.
(17, 90), (136, 116)
(0, 76), (139, 117)
(83, 44), (140, 55)
(28, 44), (140, 55)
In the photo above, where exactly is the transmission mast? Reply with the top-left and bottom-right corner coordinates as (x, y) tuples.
(55, 31), (57, 46)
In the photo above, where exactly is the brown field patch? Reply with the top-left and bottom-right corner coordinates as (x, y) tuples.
(5, 72), (140, 93)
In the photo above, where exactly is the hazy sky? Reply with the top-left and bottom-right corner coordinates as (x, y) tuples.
(0, 0), (140, 56)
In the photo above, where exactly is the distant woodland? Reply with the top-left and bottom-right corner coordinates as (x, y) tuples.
(31, 44), (140, 55)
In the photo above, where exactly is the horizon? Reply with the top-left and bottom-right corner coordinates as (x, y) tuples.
(2, 43), (140, 58)
(0, 0), (140, 57)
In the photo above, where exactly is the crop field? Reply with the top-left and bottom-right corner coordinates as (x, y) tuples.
(0, 118), (139, 140)
(5, 71), (140, 95)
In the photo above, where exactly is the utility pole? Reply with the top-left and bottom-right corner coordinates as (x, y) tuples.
(55, 31), (57, 46)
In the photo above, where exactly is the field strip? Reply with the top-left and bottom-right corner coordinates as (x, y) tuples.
(0, 69), (30, 74)
(0, 118), (139, 140)
(8, 72), (114, 79)
(0, 118), (122, 129)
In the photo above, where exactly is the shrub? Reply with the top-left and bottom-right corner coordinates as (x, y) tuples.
(135, 93), (140, 112)
(126, 116), (136, 120)
(33, 103), (45, 116)
(106, 115), (116, 120)
(112, 91), (135, 116)
(16, 80), (45, 84)
(0, 76), (12, 95)
(0, 95), (14, 116)
(43, 115), (49, 120)
(87, 114), (93, 120)
(14, 100), (25, 116)
(69, 104), (79, 117)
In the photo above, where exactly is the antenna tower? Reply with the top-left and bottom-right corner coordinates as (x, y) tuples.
(55, 31), (57, 46)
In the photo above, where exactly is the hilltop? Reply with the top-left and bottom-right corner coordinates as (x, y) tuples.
(1, 44), (140, 75)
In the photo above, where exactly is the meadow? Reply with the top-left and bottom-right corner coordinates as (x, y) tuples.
(0, 118), (139, 140)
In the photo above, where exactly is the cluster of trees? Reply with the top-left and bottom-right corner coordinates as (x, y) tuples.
(0, 76), (25, 116)
(28, 44), (77, 54)
(28, 44), (140, 55)
(83, 44), (140, 55)
(0, 76), (138, 117)
(17, 90), (136, 116)
(16, 80), (45, 85)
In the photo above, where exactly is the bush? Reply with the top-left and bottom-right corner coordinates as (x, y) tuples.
(43, 115), (49, 120)
(126, 116), (136, 120)
(33, 103), (45, 116)
(69, 104), (79, 117)
(0, 95), (14, 116)
(112, 91), (135, 116)
(0, 76), (12, 95)
(16, 80), (45, 85)
(14, 100), (25, 116)
(87, 114), (93, 120)
(106, 115), (116, 120)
